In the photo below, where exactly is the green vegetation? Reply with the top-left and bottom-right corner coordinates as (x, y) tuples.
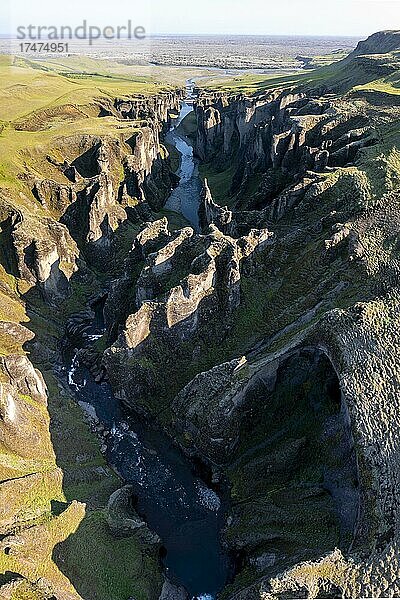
(1, 30), (400, 600)
(0, 53), (171, 599)
(198, 43), (400, 97)
(199, 70), (305, 95)
(0, 55), (175, 195)
(56, 510), (162, 600)
(0, 55), (169, 122)
(199, 161), (238, 206)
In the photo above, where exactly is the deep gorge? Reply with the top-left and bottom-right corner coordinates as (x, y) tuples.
(1, 33), (400, 600)
(49, 82), (360, 598)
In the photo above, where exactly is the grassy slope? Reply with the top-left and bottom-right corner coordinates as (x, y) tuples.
(0, 55), (173, 599)
(0, 55), (174, 194)
(199, 47), (400, 96)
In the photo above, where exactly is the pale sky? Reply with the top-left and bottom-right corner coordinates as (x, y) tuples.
(2, 0), (400, 37)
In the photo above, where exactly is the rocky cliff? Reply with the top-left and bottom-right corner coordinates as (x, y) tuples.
(194, 88), (378, 218)
(0, 318), (86, 600)
(1, 31), (400, 600)
(170, 34), (400, 599)
(0, 82), (182, 599)
(99, 32), (400, 599)
(103, 219), (273, 414)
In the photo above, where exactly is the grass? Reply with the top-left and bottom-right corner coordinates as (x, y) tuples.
(0, 55), (170, 122)
(17, 308), (165, 598)
(0, 115), (143, 192)
(54, 510), (163, 600)
(0, 54), (178, 197)
(198, 45), (400, 97)
(199, 161), (237, 206)
(200, 70), (305, 95)
(0, 51), (188, 600)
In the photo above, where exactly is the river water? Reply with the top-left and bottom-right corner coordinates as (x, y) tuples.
(164, 85), (202, 230)
(66, 87), (230, 598)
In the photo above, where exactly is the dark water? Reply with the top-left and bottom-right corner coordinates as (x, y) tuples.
(65, 88), (230, 597)
(68, 356), (229, 597)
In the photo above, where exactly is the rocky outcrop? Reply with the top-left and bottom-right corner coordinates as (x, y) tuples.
(103, 217), (172, 336)
(33, 178), (78, 215)
(0, 201), (79, 304)
(107, 485), (161, 543)
(159, 578), (189, 600)
(195, 89), (378, 215)
(172, 356), (249, 462)
(121, 126), (179, 213)
(58, 139), (128, 264)
(0, 327), (86, 599)
(114, 91), (182, 125)
(31, 91), (183, 267)
(103, 223), (274, 414)
(53, 130), (177, 265)
(351, 29), (400, 57)
(199, 179), (233, 233)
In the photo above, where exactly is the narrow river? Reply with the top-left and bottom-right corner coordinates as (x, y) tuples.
(65, 85), (230, 598)
(164, 82), (203, 229)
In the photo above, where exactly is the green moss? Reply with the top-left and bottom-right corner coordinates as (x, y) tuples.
(199, 161), (237, 206)
(55, 510), (163, 600)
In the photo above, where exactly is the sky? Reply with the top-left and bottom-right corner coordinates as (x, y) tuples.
(2, 0), (400, 37)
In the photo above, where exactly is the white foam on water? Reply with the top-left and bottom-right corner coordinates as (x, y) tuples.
(68, 354), (79, 389)
(78, 400), (98, 422)
(195, 481), (221, 512)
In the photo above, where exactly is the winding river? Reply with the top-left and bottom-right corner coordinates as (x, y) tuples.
(66, 85), (230, 598)
(164, 82), (203, 230)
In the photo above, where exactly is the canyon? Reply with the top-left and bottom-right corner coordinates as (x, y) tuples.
(0, 30), (399, 600)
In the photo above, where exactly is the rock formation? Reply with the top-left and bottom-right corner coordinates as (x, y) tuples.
(1, 29), (400, 600)
(103, 220), (274, 413)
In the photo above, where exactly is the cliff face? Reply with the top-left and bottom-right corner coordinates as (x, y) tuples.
(114, 91), (182, 124)
(0, 87), (182, 600)
(194, 89), (378, 217)
(95, 34), (400, 599)
(0, 321), (85, 600)
(2, 32), (400, 600)
(103, 220), (274, 414)
(351, 29), (400, 56)
(175, 40), (400, 598)
(33, 122), (179, 268)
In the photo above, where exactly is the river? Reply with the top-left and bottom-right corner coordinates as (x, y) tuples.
(65, 86), (230, 598)
(164, 82), (203, 230)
